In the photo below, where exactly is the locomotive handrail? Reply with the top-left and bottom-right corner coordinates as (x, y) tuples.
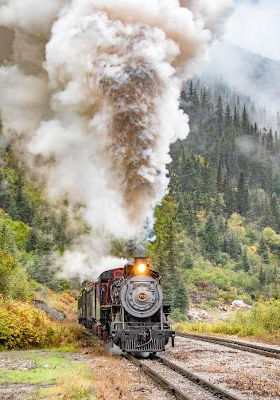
(111, 321), (170, 329)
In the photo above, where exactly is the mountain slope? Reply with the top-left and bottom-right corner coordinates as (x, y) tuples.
(202, 40), (280, 127)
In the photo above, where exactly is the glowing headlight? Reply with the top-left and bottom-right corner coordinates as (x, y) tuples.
(136, 263), (147, 274)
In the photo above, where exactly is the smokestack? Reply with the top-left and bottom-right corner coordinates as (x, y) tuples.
(0, 0), (232, 278)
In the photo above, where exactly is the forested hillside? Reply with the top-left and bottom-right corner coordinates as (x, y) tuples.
(0, 147), (71, 300)
(0, 147), (84, 351)
(149, 80), (280, 314)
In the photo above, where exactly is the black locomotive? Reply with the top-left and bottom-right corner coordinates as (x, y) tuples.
(78, 257), (175, 353)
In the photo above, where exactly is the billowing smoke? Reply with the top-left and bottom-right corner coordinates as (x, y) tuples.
(0, 0), (232, 278)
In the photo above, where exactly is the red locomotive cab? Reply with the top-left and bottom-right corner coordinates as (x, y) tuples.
(98, 268), (124, 307)
(113, 268), (124, 279)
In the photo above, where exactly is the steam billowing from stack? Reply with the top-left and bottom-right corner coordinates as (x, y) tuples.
(0, 0), (232, 278)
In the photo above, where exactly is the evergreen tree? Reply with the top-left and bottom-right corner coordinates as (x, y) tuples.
(192, 87), (200, 107)
(274, 132), (279, 151)
(241, 106), (249, 134)
(266, 129), (273, 152)
(237, 171), (249, 215)
(201, 88), (208, 109)
(202, 213), (221, 258)
(233, 106), (240, 128)
(149, 195), (189, 312)
(259, 236), (269, 264)
(215, 95), (223, 130)
(270, 194), (280, 232)
(184, 253), (194, 269)
(0, 224), (16, 254)
(253, 122), (258, 136)
(261, 128), (267, 147)
(175, 281), (189, 312)
(225, 104), (232, 127)
(241, 250), (250, 272)
(223, 232), (242, 261)
(259, 265), (266, 285)
(216, 160), (223, 192)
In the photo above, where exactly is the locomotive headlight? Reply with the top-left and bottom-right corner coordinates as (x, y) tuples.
(136, 263), (147, 274)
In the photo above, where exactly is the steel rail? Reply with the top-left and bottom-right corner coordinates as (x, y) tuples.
(176, 332), (280, 360)
(124, 353), (242, 400)
(124, 352), (193, 400)
(156, 355), (242, 400)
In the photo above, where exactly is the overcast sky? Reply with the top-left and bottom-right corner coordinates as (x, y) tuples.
(223, 0), (280, 62)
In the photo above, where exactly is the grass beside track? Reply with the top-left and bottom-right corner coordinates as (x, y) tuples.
(174, 300), (280, 345)
(0, 349), (96, 400)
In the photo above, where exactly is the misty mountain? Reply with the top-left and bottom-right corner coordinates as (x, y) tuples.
(200, 41), (280, 126)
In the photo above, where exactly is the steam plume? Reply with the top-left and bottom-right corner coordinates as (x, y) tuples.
(0, 0), (232, 278)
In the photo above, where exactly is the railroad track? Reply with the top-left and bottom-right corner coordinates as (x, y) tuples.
(176, 332), (280, 360)
(124, 352), (242, 400)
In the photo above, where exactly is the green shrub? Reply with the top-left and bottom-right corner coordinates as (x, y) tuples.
(0, 250), (34, 300)
(8, 266), (34, 301)
(187, 265), (258, 292)
(0, 209), (31, 253)
(0, 250), (17, 296)
(170, 308), (188, 322)
(204, 300), (220, 308)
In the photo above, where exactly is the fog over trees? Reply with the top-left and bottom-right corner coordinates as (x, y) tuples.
(149, 79), (280, 312)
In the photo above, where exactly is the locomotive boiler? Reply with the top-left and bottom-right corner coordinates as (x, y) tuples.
(78, 257), (175, 353)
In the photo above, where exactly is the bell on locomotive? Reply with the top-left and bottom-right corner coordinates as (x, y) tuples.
(110, 257), (175, 354)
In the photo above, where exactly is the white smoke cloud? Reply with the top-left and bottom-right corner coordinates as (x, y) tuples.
(181, 0), (234, 36)
(0, 66), (48, 135)
(0, 0), (64, 34)
(58, 234), (128, 281)
(0, 0), (232, 279)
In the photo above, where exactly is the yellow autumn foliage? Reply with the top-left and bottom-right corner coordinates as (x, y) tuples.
(0, 298), (84, 350)
(228, 213), (246, 235)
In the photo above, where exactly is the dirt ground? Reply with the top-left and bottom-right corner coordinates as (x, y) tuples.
(80, 338), (173, 400)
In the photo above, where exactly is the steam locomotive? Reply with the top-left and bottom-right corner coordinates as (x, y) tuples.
(78, 257), (175, 353)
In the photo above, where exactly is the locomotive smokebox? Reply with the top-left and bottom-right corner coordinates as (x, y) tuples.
(120, 275), (163, 318)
